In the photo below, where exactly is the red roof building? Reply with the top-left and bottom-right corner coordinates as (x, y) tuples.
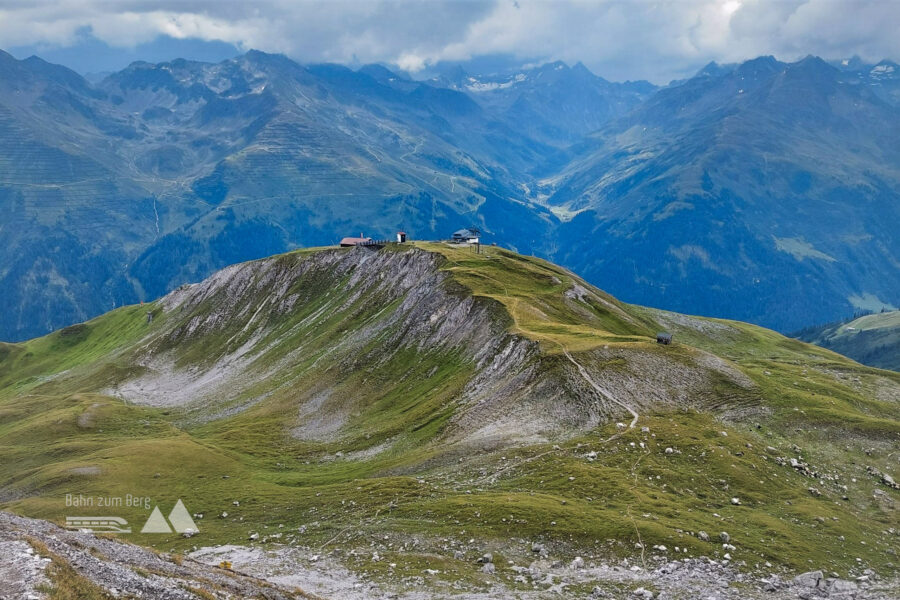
(340, 236), (372, 247)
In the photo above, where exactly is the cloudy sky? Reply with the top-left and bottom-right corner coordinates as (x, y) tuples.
(2, 0), (899, 83)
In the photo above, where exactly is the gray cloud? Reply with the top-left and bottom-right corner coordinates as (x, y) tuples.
(1, 0), (898, 83)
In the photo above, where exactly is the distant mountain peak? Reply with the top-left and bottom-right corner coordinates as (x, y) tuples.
(571, 61), (607, 83)
(239, 49), (295, 70)
(785, 54), (840, 83)
(742, 55), (779, 68)
(538, 60), (568, 71)
(735, 55), (782, 79)
(571, 61), (591, 73)
(694, 60), (737, 79)
(834, 55), (867, 70)
(794, 54), (834, 70)
(357, 63), (402, 83)
(243, 48), (279, 60)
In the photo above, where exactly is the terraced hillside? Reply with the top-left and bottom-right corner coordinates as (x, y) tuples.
(0, 244), (898, 598)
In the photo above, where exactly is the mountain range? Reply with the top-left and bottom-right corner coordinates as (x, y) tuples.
(547, 55), (900, 333)
(1, 49), (899, 342)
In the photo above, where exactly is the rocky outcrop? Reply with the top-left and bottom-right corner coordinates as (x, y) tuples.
(6, 510), (897, 600)
(0, 512), (305, 599)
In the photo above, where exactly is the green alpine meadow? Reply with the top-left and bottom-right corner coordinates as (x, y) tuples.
(1, 243), (897, 598)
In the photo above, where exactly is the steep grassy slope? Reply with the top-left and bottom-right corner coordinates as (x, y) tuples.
(796, 310), (900, 371)
(0, 244), (898, 596)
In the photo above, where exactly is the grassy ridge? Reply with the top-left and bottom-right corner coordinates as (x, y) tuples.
(0, 244), (897, 589)
(419, 242), (660, 350)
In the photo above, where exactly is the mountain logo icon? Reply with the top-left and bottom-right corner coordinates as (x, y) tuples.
(140, 500), (199, 534)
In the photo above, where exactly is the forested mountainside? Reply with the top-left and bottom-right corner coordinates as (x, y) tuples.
(545, 56), (900, 333)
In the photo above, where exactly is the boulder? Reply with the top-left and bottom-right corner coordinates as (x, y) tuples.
(824, 578), (858, 597)
(793, 570), (824, 588)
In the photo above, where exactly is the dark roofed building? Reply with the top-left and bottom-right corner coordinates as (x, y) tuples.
(656, 332), (673, 345)
(451, 228), (480, 244)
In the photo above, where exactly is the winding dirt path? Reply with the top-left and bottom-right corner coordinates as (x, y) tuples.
(474, 344), (640, 484)
(561, 347), (639, 433)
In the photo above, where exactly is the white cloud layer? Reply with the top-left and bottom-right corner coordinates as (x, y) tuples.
(1, 0), (898, 82)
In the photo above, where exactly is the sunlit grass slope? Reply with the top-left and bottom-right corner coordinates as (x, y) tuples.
(1, 243), (897, 591)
